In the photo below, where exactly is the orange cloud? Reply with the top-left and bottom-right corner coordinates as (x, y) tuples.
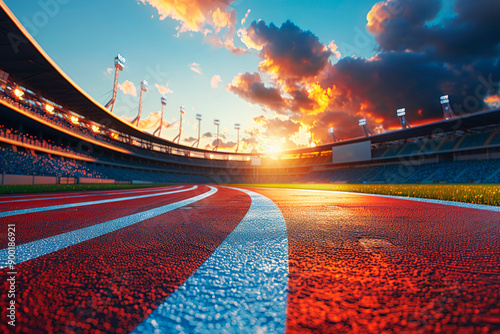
(241, 9), (251, 25)
(189, 62), (203, 75)
(120, 111), (172, 134)
(139, 0), (235, 32)
(155, 83), (173, 95)
(211, 75), (222, 88)
(118, 80), (137, 96)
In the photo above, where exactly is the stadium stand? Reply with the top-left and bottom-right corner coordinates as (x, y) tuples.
(0, 3), (499, 186)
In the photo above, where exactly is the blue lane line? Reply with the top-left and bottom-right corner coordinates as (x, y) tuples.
(0, 186), (217, 269)
(133, 187), (289, 334)
(0, 186), (197, 218)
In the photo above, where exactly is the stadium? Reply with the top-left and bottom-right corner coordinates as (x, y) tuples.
(0, 1), (499, 333)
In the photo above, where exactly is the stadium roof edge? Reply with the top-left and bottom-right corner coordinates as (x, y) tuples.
(283, 107), (500, 155)
(1, 1), (499, 157)
(0, 1), (239, 155)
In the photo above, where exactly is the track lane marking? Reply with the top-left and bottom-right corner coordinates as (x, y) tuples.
(247, 187), (500, 212)
(0, 186), (184, 204)
(133, 186), (289, 334)
(0, 186), (218, 269)
(0, 186), (197, 218)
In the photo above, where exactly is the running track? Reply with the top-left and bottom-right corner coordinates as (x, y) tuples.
(1, 185), (499, 333)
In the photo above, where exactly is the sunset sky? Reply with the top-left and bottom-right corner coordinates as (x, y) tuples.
(5, 0), (500, 152)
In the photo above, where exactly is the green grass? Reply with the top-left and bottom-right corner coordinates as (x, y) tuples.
(235, 183), (500, 206)
(0, 183), (174, 195)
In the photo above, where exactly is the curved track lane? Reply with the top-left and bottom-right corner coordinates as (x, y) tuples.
(1, 185), (499, 333)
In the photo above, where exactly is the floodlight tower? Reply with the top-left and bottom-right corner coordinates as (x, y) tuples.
(192, 114), (202, 148)
(132, 80), (148, 126)
(440, 95), (455, 119)
(234, 123), (241, 153)
(329, 127), (340, 143)
(397, 108), (410, 129)
(153, 97), (167, 136)
(173, 105), (186, 143)
(359, 119), (372, 137)
(105, 54), (126, 113)
(213, 119), (220, 151)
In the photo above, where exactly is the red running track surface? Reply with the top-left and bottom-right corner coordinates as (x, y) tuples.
(248, 188), (500, 333)
(0, 186), (251, 333)
(1, 185), (500, 333)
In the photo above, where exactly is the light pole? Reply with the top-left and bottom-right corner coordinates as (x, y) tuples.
(440, 95), (455, 119)
(132, 80), (148, 126)
(397, 108), (410, 129)
(234, 123), (240, 153)
(213, 119), (220, 151)
(173, 105), (186, 143)
(329, 127), (340, 143)
(359, 119), (372, 137)
(105, 54), (125, 113)
(192, 114), (202, 148)
(153, 97), (167, 136)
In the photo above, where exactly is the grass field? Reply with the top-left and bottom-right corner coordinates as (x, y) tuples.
(237, 184), (500, 206)
(0, 183), (173, 195)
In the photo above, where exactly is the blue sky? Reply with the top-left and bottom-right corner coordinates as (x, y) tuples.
(5, 0), (499, 152)
(4, 0), (379, 151)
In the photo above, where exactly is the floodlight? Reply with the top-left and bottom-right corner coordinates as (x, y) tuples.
(397, 108), (406, 117)
(180, 105), (186, 114)
(161, 97), (167, 105)
(329, 127), (334, 134)
(359, 119), (367, 126)
(196, 114), (202, 120)
(14, 88), (24, 98)
(115, 54), (126, 69)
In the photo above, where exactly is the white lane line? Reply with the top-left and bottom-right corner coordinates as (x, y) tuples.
(133, 187), (289, 334)
(0, 185), (182, 200)
(0, 186), (198, 218)
(0, 186), (184, 204)
(249, 187), (500, 212)
(0, 186), (218, 269)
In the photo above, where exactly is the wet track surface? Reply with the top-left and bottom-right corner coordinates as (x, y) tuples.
(1, 185), (499, 333)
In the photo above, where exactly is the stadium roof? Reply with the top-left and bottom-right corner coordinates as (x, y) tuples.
(0, 1), (220, 154)
(286, 106), (500, 154)
(0, 1), (499, 157)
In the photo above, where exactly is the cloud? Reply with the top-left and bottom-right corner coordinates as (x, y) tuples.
(211, 139), (237, 149)
(117, 80), (137, 97)
(189, 62), (203, 75)
(210, 74), (222, 88)
(202, 132), (213, 138)
(155, 83), (173, 95)
(139, 0), (235, 33)
(106, 68), (114, 75)
(243, 20), (332, 80)
(141, 0), (249, 55)
(226, 3), (500, 146)
(241, 9), (251, 25)
(226, 72), (287, 112)
(119, 111), (173, 133)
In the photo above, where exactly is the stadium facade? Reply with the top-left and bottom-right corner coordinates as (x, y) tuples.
(1, 2), (499, 185)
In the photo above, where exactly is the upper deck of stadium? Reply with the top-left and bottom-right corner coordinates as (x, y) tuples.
(0, 0), (500, 165)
